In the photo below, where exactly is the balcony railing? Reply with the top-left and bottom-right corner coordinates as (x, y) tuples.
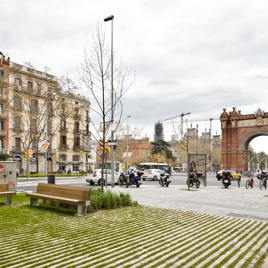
(73, 129), (81, 135)
(59, 144), (69, 150)
(11, 146), (24, 153)
(0, 129), (6, 137)
(82, 145), (91, 152)
(59, 127), (68, 133)
(73, 145), (81, 151)
(0, 111), (7, 119)
(13, 103), (23, 110)
(13, 125), (24, 132)
(0, 148), (9, 154)
(47, 129), (56, 135)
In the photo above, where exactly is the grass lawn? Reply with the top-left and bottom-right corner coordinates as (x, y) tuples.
(0, 194), (267, 268)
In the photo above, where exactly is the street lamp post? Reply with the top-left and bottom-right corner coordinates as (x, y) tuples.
(45, 93), (48, 178)
(104, 15), (115, 187)
(126, 116), (131, 171)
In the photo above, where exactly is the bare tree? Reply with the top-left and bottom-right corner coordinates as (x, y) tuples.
(79, 24), (135, 191)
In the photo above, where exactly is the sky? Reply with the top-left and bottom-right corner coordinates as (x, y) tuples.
(1, 0), (268, 153)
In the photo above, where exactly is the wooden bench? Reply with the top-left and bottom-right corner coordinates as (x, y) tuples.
(26, 183), (91, 216)
(0, 182), (16, 205)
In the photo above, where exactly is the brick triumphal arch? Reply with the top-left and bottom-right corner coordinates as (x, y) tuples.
(220, 107), (268, 172)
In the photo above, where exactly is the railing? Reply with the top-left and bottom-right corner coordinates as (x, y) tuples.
(0, 129), (6, 136)
(0, 111), (7, 118)
(73, 145), (81, 151)
(13, 125), (24, 131)
(82, 145), (91, 152)
(59, 144), (69, 150)
(11, 146), (24, 153)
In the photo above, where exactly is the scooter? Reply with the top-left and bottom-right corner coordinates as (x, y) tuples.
(159, 171), (171, 187)
(221, 171), (232, 188)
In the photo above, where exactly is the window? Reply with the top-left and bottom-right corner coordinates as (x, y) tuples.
(74, 136), (80, 146)
(61, 105), (65, 115)
(31, 99), (38, 112)
(74, 109), (79, 115)
(15, 137), (20, 148)
(14, 116), (21, 128)
(14, 95), (22, 109)
(31, 118), (37, 131)
(27, 81), (33, 90)
(0, 139), (4, 150)
(60, 135), (67, 146)
(0, 121), (4, 131)
(15, 78), (22, 87)
(73, 155), (79, 161)
(0, 103), (4, 113)
(59, 155), (66, 161)
(74, 122), (79, 133)
(60, 119), (66, 130)
(37, 83), (41, 94)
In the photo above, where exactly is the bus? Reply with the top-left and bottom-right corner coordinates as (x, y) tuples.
(137, 162), (169, 171)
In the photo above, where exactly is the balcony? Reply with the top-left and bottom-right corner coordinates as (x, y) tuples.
(59, 144), (69, 151)
(13, 124), (24, 132)
(73, 114), (81, 120)
(47, 129), (56, 135)
(47, 148), (56, 154)
(11, 146), (24, 153)
(13, 103), (23, 110)
(0, 129), (6, 137)
(82, 145), (91, 152)
(0, 111), (7, 119)
(30, 127), (39, 133)
(73, 145), (81, 151)
(83, 130), (91, 136)
(73, 129), (81, 135)
(59, 127), (68, 133)
(0, 148), (9, 154)
(0, 93), (7, 101)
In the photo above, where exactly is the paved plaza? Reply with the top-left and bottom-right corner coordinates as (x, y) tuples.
(109, 184), (268, 223)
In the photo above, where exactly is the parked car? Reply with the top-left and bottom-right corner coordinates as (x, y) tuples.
(86, 169), (120, 185)
(141, 169), (164, 181)
(216, 170), (241, 180)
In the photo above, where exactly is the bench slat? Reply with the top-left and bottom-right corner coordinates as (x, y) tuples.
(0, 191), (16, 197)
(37, 183), (90, 201)
(26, 192), (86, 206)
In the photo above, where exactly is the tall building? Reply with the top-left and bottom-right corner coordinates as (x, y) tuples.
(154, 121), (164, 141)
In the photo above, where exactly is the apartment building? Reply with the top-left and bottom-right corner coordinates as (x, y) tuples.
(0, 52), (10, 159)
(57, 93), (91, 173)
(8, 61), (58, 173)
(0, 53), (92, 174)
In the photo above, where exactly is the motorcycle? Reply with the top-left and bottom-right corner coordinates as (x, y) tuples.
(159, 171), (171, 187)
(221, 171), (232, 188)
(186, 172), (202, 188)
(118, 172), (129, 187)
(128, 171), (143, 188)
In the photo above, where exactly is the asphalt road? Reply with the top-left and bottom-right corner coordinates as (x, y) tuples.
(17, 173), (245, 192)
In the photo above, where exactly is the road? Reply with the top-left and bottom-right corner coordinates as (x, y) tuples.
(17, 172), (243, 192)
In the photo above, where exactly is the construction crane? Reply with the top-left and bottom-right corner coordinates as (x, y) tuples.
(160, 112), (191, 140)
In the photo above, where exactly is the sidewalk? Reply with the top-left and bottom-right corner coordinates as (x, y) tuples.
(108, 184), (268, 222)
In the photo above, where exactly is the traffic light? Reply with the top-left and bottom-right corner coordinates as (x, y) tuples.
(99, 139), (104, 149)
(156, 158), (160, 163)
(28, 149), (32, 158)
(105, 146), (110, 157)
(88, 154), (91, 159)
(24, 152), (27, 158)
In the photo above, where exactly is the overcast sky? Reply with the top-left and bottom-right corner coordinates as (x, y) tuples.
(2, 0), (268, 152)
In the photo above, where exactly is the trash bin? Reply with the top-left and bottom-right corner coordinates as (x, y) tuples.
(48, 175), (55, 184)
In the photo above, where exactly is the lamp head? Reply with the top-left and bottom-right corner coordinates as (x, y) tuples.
(104, 15), (114, 22)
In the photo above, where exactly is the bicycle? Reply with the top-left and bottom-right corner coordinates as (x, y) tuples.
(246, 176), (254, 189)
(259, 176), (267, 190)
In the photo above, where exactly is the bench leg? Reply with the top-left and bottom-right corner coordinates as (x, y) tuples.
(30, 198), (39, 206)
(6, 196), (12, 205)
(77, 205), (87, 216)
